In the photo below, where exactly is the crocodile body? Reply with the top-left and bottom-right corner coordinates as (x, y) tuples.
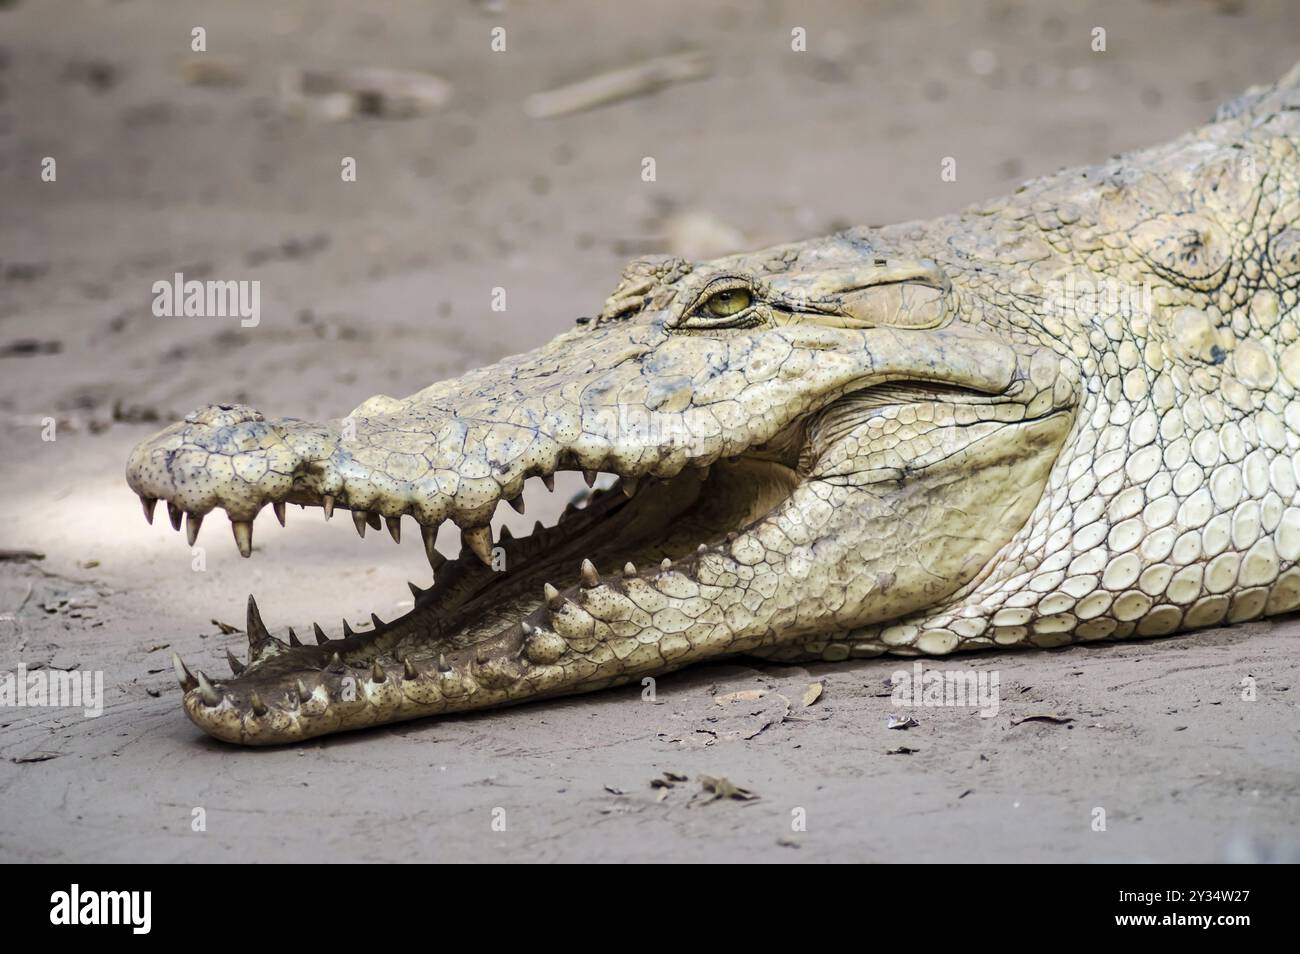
(128, 65), (1300, 745)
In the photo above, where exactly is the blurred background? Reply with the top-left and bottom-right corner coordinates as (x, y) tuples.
(1, 1), (1299, 862)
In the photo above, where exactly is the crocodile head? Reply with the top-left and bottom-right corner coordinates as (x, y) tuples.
(127, 232), (1077, 744)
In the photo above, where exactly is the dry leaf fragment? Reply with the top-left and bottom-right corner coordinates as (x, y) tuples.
(714, 688), (767, 705)
(524, 51), (711, 119)
(699, 775), (758, 802)
(801, 682), (824, 707)
(1010, 714), (1075, 727)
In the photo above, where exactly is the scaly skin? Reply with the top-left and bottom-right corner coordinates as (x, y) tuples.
(128, 66), (1300, 745)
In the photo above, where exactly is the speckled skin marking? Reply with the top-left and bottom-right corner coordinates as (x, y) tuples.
(129, 66), (1300, 745)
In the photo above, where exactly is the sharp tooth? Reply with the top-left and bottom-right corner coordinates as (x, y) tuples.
(403, 657), (419, 680)
(366, 512), (382, 531)
(322, 494), (335, 520)
(408, 581), (426, 599)
(172, 653), (198, 692)
(249, 691), (268, 716)
(370, 661), (387, 683)
(370, 613), (385, 630)
(186, 512), (204, 546)
(521, 621), (534, 635)
(225, 649), (245, 676)
(342, 619), (356, 639)
(353, 510), (368, 538)
(195, 670), (221, 706)
(621, 477), (639, 498)
(697, 543), (708, 554)
(660, 558), (672, 571)
(542, 474), (555, 493)
(543, 582), (563, 609)
(327, 652), (345, 673)
(141, 496), (158, 525)
(232, 519), (253, 558)
(583, 470), (597, 487)
(295, 679), (312, 704)
(288, 627), (303, 647)
(167, 502), (183, 532)
(273, 501), (286, 527)
(246, 595), (271, 644)
(462, 526), (494, 566)
(623, 562), (637, 578)
(438, 653), (451, 672)
(508, 495), (525, 514)
(533, 520), (545, 537)
(312, 622), (329, 645)
(580, 559), (599, 588)
(386, 516), (402, 543)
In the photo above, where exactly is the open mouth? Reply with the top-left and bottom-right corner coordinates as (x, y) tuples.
(138, 371), (1064, 744)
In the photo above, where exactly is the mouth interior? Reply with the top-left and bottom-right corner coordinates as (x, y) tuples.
(376, 458), (799, 662)
(227, 378), (1043, 686)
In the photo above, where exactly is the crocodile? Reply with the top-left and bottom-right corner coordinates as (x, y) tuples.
(128, 65), (1300, 745)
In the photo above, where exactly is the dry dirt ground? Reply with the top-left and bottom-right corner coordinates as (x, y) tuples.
(1, 0), (1298, 863)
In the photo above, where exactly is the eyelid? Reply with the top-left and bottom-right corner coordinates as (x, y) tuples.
(672, 277), (759, 326)
(696, 276), (754, 301)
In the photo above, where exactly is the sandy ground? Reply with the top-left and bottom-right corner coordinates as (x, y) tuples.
(1, 0), (1299, 863)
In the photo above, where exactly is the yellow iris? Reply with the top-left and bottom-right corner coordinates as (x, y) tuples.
(704, 288), (752, 318)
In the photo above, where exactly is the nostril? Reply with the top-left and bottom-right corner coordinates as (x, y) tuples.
(184, 403), (267, 427)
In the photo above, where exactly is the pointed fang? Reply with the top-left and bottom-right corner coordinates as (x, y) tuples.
(186, 511), (204, 546)
(249, 691), (268, 716)
(232, 519), (253, 558)
(580, 559), (599, 588)
(273, 501), (286, 527)
(386, 516), (401, 543)
(322, 494), (335, 520)
(168, 502), (183, 532)
(371, 661), (387, 683)
(141, 496), (157, 525)
(403, 657), (419, 680)
(463, 526), (494, 567)
(544, 582), (563, 609)
(172, 653), (197, 692)
(353, 510), (368, 538)
(508, 495), (525, 514)
(312, 622), (329, 645)
(195, 670), (221, 707)
(226, 649), (245, 676)
(246, 595), (270, 643)
(288, 627), (302, 647)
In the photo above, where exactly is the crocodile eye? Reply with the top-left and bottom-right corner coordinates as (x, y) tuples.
(703, 288), (751, 318)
